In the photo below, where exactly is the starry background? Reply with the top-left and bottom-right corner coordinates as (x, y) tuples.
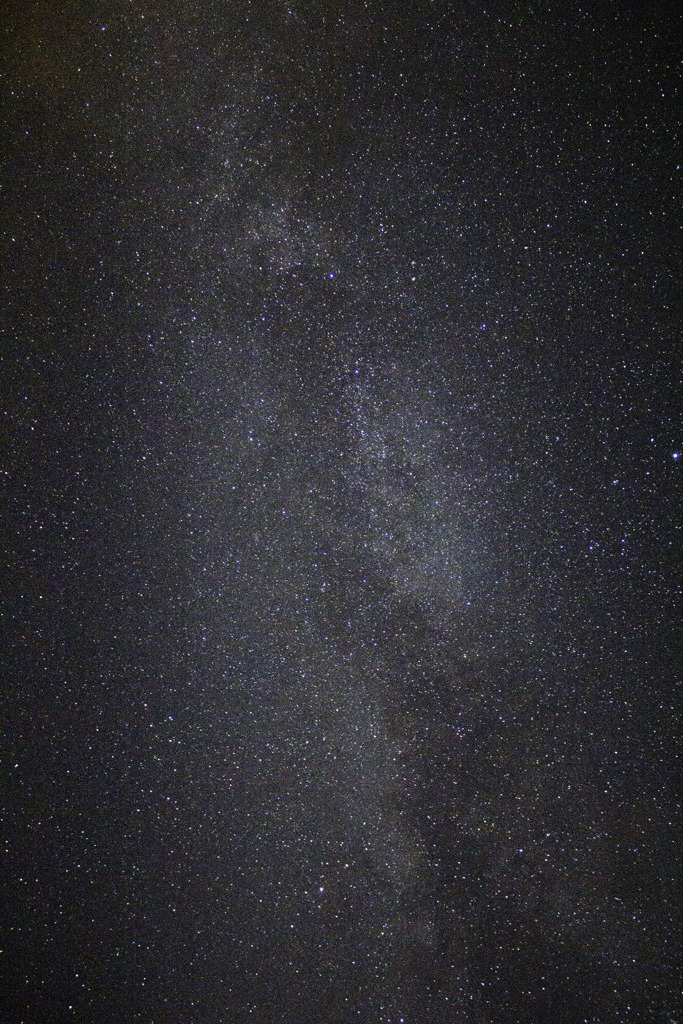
(2, 2), (681, 1022)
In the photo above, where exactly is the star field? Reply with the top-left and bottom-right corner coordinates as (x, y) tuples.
(2, 3), (680, 1022)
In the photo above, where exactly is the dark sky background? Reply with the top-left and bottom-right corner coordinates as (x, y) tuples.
(2, 2), (680, 1022)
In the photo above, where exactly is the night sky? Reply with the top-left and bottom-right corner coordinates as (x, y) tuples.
(3, 2), (681, 1022)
